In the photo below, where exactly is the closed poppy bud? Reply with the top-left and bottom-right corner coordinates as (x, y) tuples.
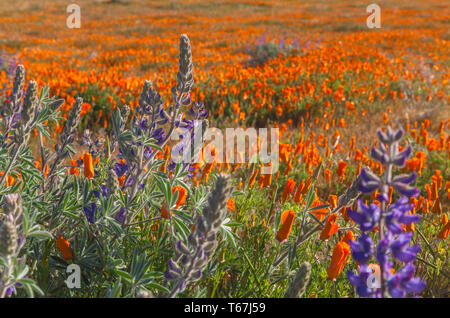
(327, 241), (350, 281)
(5, 175), (15, 187)
(174, 186), (187, 209)
(227, 198), (235, 211)
(276, 210), (295, 243)
(431, 197), (441, 214)
(281, 178), (296, 203)
(341, 230), (354, 244)
(69, 159), (79, 176)
(437, 214), (449, 239)
(83, 152), (95, 179)
(57, 234), (73, 261)
(329, 195), (338, 210)
(248, 168), (259, 188)
(161, 201), (171, 219)
(293, 180), (304, 203)
(320, 213), (339, 241)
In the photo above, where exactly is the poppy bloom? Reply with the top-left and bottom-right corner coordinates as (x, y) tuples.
(327, 241), (350, 280)
(320, 213), (339, 240)
(248, 168), (259, 188)
(341, 230), (354, 244)
(280, 178), (296, 203)
(5, 175), (15, 187)
(292, 180), (305, 203)
(276, 209), (295, 243)
(329, 195), (338, 210)
(173, 185), (187, 209)
(83, 152), (95, 179)
(69, 159), (79, 176)
(337, 161), (347, 181)
(57, 234), (73, 261)
(227, 198), (235, 211)
(431, 197), (441, 214)
(437, 214), (449, 239)
(161, 201), (171, 219)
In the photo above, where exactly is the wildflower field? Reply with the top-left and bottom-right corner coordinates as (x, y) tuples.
(0, 0), (448, 299)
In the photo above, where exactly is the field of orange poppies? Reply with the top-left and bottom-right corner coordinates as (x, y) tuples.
(0, 0), (448, 298)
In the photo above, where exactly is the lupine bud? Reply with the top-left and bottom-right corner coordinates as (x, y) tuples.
(61, 97), (82, 146)
(120, 104), (130, 125)
(107, 168), (120, 195)
(284, 262), (311, 298)
(21, 81), (38, 127)
(0, 219), (18, 257)
(11, 65), (25, 100)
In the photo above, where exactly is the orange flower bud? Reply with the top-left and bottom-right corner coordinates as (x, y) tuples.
(83, 152), (95, 179)
(276, 210), (295, 243)
(57, 234), (73, 261)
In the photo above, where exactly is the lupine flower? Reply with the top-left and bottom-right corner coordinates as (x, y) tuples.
(164, 175), (233, 298)
(276, 209), (295, 243)
(347, 126), (425, 298)
(83, 203), (97, 224)
(347, 201), (380, 232)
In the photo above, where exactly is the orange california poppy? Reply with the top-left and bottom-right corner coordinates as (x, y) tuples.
(69, 159), (79, 176)
(431, 197), (441, 214)
(248, 168), (259, 188)
(173, 185), (187, 209)
(276, 209), (296, 243)
(83, 152), (95, 179)
(161, 201), (171, 219)
(327, 241), (350, 281)
(280, 178), (296, 203)
(227, 198), (236, 211)
(57, 234), (73, 261)
(437, 214), (449, 239)
(320, 213), (339, 241)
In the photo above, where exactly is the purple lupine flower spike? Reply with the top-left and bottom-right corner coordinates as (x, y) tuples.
(347, 126), (425, 297)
